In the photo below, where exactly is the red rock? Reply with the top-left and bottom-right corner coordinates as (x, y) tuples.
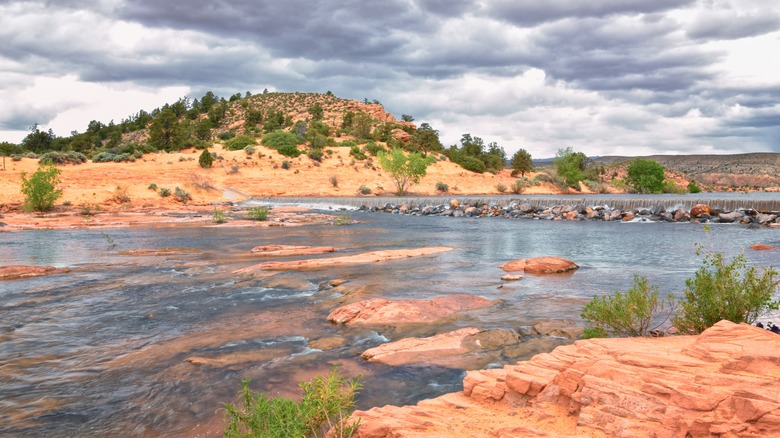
(235, 247), (453, 273)
(0, 265), (70, 280)
(249, 245), (336, 256)
(361, 327), (519, 367)
(327, 294), (496, 325)
(750, 243), (780, 251)
(499, 257), (579, 274)
(501, 274), (523, 281)
(350, 321), (780, 437)
(563, 211), (578, 221)
(690, 203), (711, 217)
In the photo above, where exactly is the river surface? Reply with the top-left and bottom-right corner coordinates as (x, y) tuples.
(2, 211), (779, 437)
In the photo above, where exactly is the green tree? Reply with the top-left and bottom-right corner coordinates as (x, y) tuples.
(21, 124), (55, 153)
(553, 147), (587, 188)
(688, 180), (702, 193)
(20, 164), (62, 212)
(412, 124), (443, 155)
(308, 103), (324, 120)
(401, 114), (415, 122)
(378, 148), (435, 195)
(351, 112), (373, 139)
(511, 148), (533, 177)
(149, 108), (184, 151)
(626, 158), (666, 193)
(674, 250), (779, 334)
(199, 150), (213, 168)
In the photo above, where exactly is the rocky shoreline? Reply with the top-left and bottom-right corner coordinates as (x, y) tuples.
(358, 200), (780, 226)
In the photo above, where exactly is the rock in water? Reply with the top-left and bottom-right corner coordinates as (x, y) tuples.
(327, 294), (496, 325)
(499, 256), (579, 274)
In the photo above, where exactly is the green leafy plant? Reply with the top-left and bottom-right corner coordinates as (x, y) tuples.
(199, 150), (214, 168)
(148, 183), (158, 191)
(581, 275), (676, 337)
(626, 158), (666, 193)
(495, 183), (507, 193)
(334, 213), (352, 226)
(246, 206), (269, 221)
(688, 180), (702, 193)
(20, 164), (62, 212)
(378, 148), (435, 195)
(159, 187), (171, 197)
(435, 182), (449, 193)
(511, 178), (527, 194)
(510, 148), (532, 177)
(358, 185), (371, 195)
(213, 208), (227, 224)
(223, 366), (361, 438)
(674, 249), (780, 334)
(224, 135), (257, 151)
(174, 187), (191, 203)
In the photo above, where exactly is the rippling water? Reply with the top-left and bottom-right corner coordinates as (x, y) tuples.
(1, 213), (779, 437)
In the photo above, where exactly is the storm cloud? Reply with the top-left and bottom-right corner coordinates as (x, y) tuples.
(0, 0), (778, 157)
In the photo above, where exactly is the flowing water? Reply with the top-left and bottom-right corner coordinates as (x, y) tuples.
(2, 212), (780, 437)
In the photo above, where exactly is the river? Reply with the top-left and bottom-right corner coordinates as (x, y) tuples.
(1, 211), (779, 436)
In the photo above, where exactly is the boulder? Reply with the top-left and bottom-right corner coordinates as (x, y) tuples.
(308, 336), (347, 350)
(361, 327), (519, 367)
(518, 203), (535, 214)
(0, 265), (70, 280)
(622, 211), (635, 221)
(449, 199), (460, 209)
(499, 257), (579, 274)
(690, 204), (711, 218)
(674, 209), (690, 222)
(327, 294), (496, 325)
(757, 214), (778, 225)
(563, 211), (578, 221)
(532, 320), (583, 339)
(718, 211), (745, 223)
(349, 321), (780, 437)
(500, 274), (523, 281)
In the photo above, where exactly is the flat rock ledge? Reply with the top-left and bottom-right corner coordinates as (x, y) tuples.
(0, 265), (70, 280)
(234, 247), (453, 273)
(349, 321), (780, 437)
(499, 257), (579, 274)
(327, 294), (496, 325)
(361, 327), (520, 367)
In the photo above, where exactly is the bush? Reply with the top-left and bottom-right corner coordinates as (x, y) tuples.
(223, 366), (361, 438)
(363, 142), (385, 156)
(349, 146), (366, 160)
(212, 208), (227, 224)
(329, 175), (338, 188)
(218, 131), (237, 141)
(281, 160), (291, 170)
(174, 187), (191, 203)
(262, 131), (303, 149)
(674, 251), (780, 334)
(244, 145), (256, 155)
(199, 150), (214, 168)
(246, 206), (269, 221)
(308, 148), (324, 162)
(688, 180), (702, 193)
(435, 182), (449, 193)
(224, 135), (257, 151)
(511, 178), (527, 194)
(456, 156), (486, 174)
(159, 188), (171, 197)
(359, 185), (371, 195)
(92, 152), (135, 163)
(495, 183), (507, 193)
(581, 275), (676, 337)
(20, 164), (62, 212)
(148, 183), (158, 191)
(627, 158), (666, 193)
(277, 144), (301, 158)
(39, 151), (87, 165)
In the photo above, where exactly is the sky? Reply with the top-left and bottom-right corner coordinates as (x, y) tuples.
(1, 0), (779, 158)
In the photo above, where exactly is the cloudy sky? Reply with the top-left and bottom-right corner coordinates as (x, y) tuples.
(1, 0), (779, 158)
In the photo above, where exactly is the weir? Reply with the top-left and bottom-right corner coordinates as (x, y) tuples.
(249, 194), (780, 213)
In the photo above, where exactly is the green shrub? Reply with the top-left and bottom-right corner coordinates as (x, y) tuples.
(246, 206), (269, 221)
(308, 148), (324, 162)
(244, 145), (256, 155)
(359, 185), (371, 195)
(435, 182), (449, 192)
(39, 151), (87, 165)
(223, 366), (361, 438)
(277, 144), (301, 158)
(581, 327), (608, 339)
(363, 142), (385, 156)
(148, 183), (158, 191)
(224, 135), (257, 151)
(159, 188), (171, 197)
(262, 131), (303, 149)
(688, 180), (702, 193)
(20, 164), (62, 212)
(212, 208), (227, 224)
(329, 175), (339, 188)
(218, 131), (237, 141)
(92, 152), (135, 163)
(456, 156), (486, 174)
(674, 251), (780, 334)
(199, 150), (214, 168)
(349, 146), (366, 160)
(662, 180), (687, 194)
(581, 275), (676, 337)
(627, 158), (666, 193)
(511, 178), (527, 194)
(281, 160), (291, 170)
(174, 187), (191, 203)
(495, 183), (507, 193)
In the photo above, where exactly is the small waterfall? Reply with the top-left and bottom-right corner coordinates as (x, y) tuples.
(247, 195), (780, 213)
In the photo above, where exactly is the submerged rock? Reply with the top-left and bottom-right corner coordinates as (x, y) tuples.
(350, 321), (780, 437)
(499, 257), (579, 274)
(327, 294), (496, 325)
(750, 243), (780, 251)
(249, 245), (336, 256)
(234, 247), (454, 273)
(0, 265), (70, 280)
(361, 327), (519, 368)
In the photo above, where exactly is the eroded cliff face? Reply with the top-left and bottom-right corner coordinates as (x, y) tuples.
(350, 321), (780, 437)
